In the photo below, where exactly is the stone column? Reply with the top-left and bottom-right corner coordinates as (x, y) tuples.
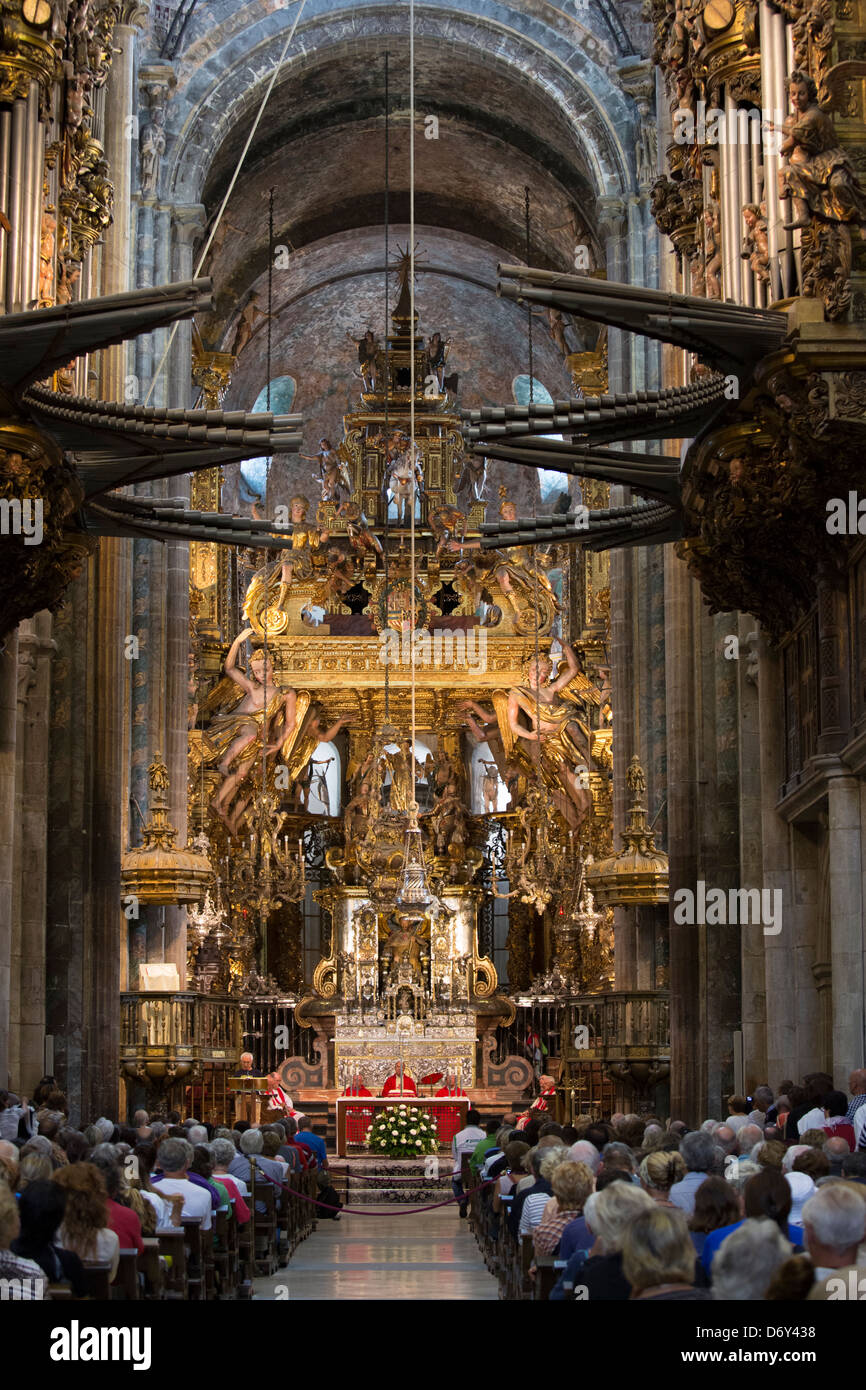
(665, 553), (701, 1122)
(738, 620), (766, 1086)
(757, 634), (797, 1084)
(86, 539), (131, 1120)
(101, 8), (150, 398)
(595, 195), (628, 390)
(828, 772), (864, 1085)
(10, 615), (55, 1094)
(0, 634), (18, 1088)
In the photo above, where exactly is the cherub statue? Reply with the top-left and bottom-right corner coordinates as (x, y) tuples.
(742, 203), (770, 284)
(430, 502), (469, 557)
(703, 201), (722, 300)
(321, 545), (357, 609)
(479, 759), (500, 814)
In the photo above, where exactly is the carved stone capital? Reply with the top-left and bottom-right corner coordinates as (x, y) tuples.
(595, 194), (628, 240)
(172, 202), (206, 246)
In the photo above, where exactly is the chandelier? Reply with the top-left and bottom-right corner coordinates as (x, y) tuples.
(187, 882), (229, 951)
(229, 789), (307, 918)
(493, 783), (575, 914)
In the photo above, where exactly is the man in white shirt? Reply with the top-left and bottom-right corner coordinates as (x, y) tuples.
(452, 1107), (485, 1218)
(153, 1137), (212, 1231)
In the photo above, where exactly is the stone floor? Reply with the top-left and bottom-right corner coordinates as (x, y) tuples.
(253, 1205), (500, 1301)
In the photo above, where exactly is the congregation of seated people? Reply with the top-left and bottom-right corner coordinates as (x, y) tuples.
(0, 1077), (328, 1299)
(467, 1068), (866, 1300)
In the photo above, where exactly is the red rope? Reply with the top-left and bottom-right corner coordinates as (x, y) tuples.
(265, 1173), (492, 1217)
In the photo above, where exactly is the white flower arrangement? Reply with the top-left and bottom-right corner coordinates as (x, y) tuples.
(366, 1105), (439, 1157)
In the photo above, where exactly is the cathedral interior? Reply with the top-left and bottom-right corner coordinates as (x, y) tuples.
(2, 0), (866, 1155)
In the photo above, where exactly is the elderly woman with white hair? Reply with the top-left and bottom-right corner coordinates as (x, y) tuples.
(517, 1146), (569, 1236)
(711, 1218), (792, 1299)
(551, 1181), (656, 1300)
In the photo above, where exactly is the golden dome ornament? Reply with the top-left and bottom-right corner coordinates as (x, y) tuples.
(120, 753), (212, 904)
(585, 755), (669, 907)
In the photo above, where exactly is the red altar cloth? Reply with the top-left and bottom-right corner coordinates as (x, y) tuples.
(342, 1084), (373, 1143)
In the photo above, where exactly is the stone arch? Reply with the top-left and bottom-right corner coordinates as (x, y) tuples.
(164, 3), (636, 208)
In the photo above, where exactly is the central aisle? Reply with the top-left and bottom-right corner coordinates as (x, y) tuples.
(255, 1205), (500, 1301)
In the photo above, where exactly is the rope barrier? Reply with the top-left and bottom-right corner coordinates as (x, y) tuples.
(264, 1170), (493, 1217)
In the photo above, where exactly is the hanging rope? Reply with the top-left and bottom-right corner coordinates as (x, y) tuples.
(143, 0), (308, 405)
(409, 0), (417, 765)
(383, 49), (391, 727)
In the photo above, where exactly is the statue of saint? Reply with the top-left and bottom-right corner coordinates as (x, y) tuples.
(777, 70), (866, 230)
(380, 911), (429, 987)
(498, 643), (594, 830)
(207, 627), (297, 834)
(346, 329), (379, 391)
(301, 437), (353, 510)
(383, 737), (424, 812)
(139, 107), (166, 197)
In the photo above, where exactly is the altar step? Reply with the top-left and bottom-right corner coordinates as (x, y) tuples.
(329, 1158), (456, 1206)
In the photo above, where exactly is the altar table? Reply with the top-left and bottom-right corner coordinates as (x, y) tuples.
(336, 1096), (469, 1156)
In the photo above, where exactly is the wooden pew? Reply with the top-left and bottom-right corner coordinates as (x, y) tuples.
(139, 1236), (165, 1299)
(81, 1263), (112, 1300)
(181, 1215), (205, 1300)
(533, 1252), (559, 1300)
(111, 1249), (141, 1300)
(213, 1205), (236, 1299)
(252, 1171), (278, 1276)
(158, 1227), (187, 1300)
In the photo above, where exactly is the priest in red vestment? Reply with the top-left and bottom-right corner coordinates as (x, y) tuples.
(529, 1073), (557, 1113)
(434, 1072), (467, 1097)
(382, 1065), (417, 1096)
(342, 1073), (373, 1143)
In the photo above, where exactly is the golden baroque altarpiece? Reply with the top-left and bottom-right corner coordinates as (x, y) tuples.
(183, 259), (617, 1092)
